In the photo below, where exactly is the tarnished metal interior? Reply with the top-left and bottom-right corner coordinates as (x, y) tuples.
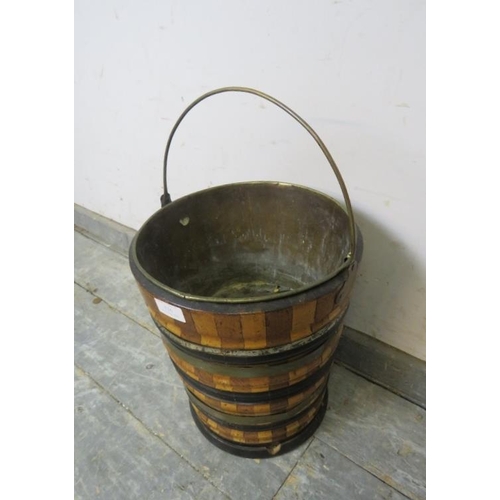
(135, 181), (351, 301)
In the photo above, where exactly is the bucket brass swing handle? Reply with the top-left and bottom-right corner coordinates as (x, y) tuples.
(161, 86), (357, 271)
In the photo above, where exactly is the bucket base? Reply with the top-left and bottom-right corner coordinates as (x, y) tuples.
(189, 389), (328, 459)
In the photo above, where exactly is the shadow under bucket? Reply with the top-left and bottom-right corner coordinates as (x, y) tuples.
(129, 87), (363, 458)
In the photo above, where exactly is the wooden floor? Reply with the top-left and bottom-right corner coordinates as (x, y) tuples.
(74, 230), (425, 500)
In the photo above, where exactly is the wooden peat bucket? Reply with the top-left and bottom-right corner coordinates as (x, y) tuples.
(129, 87), (363, 458)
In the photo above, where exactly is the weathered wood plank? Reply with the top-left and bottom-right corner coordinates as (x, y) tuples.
(75, 204), (135, 257)
(334, 327), (426, 408)
(74, 231), (155, 333)
(74, 366), (227, 500)
(317, 366), (426, 500)
(74, 284), (308, 500)
(275, 438), (408, 500)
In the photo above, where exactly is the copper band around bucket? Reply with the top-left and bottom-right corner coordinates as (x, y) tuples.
(163, 325), (343, 393)
(183, 372), (329, 416)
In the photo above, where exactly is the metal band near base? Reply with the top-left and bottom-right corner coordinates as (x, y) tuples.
(186, 382), (326, 429)
(189, 388), (329, 459)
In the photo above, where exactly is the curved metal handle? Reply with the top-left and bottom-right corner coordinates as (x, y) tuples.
(162, 86), (356, 263)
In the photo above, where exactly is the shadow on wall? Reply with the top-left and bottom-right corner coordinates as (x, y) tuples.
(346, 207), (426, 360)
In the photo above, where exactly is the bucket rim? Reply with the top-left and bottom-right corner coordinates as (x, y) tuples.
(130, 180), (358, 304)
